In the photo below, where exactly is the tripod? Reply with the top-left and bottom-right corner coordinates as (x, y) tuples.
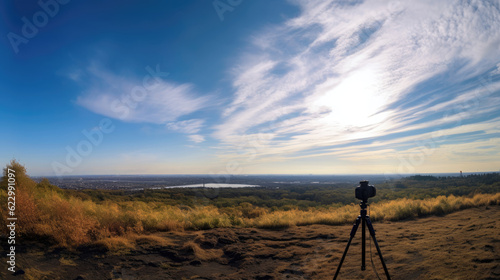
(333, 201), (391, 280)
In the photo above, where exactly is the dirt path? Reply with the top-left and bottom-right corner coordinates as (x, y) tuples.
(2, 206), (499, 280)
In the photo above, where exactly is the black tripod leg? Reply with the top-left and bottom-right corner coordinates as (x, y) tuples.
(362, 215), (366, 270)
(333, 216), (361, 280)
(365, 217), (391, 280)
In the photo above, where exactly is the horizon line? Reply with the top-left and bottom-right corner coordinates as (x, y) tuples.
(31, 171), (499, 178)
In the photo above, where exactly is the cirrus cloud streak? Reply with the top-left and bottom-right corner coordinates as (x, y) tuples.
(213, 0), (500, 172)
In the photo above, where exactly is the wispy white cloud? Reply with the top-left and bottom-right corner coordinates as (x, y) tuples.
(166, 119), (205, 134)
(494, 63), (500, 75)
(213, 0), (500, 170)
(188, 134), (205, 143)
(76, 64), (211, 124)
(166, 119), (206, 143)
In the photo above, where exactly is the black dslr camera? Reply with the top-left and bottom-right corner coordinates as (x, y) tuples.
(355, 180), (376, 202)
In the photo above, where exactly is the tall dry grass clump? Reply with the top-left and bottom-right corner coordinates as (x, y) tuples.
(34, 193), (99, 246)
(183, 206), (233, 230)
(0, 160), (40, 235)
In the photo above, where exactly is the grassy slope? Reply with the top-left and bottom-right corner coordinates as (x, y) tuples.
(2, 206), (499, 280)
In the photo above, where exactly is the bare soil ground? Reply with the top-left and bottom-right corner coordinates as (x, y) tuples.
(2, 206), (499, 280)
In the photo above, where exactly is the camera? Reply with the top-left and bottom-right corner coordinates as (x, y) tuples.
(355, 180), (376, 202)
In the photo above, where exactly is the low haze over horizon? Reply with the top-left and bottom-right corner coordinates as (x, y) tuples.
(2, 0), (500, 176)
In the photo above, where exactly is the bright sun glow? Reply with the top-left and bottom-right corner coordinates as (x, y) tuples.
(313, 66), (389, 129)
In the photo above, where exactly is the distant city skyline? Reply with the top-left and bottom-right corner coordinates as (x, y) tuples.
(2, 0), (500, 176)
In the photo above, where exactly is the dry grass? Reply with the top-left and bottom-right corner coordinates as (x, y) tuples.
(370, 192), (500, 221)
(59, 256), (77, 266)
(93, 236), (136, 254)
(183, 206), (233, 230)
(23, 267), (54, 280)
(181, 240), (223, 261)
(134, 234), (174, 247)
(35, 193), (98, 247)
(251, 192), (500, 228)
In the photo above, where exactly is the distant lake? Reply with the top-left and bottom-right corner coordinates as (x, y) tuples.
(157, 183), (260, 189)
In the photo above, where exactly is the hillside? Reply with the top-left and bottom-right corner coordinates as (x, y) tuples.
(2, 205), (499, 280)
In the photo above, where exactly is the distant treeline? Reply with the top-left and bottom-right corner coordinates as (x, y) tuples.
(71, 173), (500, 210)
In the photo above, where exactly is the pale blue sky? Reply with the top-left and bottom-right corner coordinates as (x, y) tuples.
(1, 0), (500, 176)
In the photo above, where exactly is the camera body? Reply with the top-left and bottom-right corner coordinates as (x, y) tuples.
(355, 180), (376, 202)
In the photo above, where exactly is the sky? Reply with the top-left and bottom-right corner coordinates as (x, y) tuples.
(1, 0), (500, 176)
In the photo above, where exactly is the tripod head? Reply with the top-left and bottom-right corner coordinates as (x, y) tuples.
(359, 200), (368, 210)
